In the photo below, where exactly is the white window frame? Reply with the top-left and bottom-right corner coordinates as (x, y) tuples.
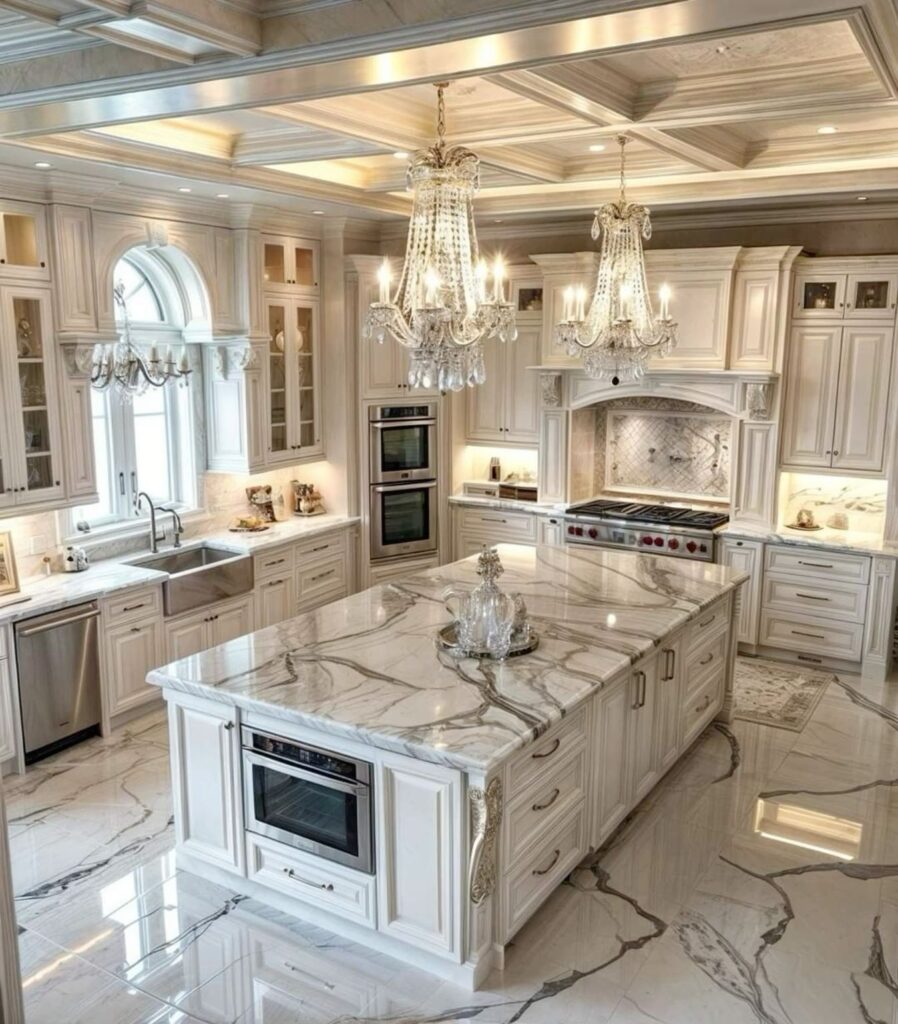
(66, 248), (203, 539)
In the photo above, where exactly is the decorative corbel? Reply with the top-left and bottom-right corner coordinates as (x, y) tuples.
(744, 381), (772, 420)
(539, 372), (562, 409)
(468, 777), (503, 905)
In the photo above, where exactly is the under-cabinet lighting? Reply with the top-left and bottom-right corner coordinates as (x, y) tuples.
(178, 186), (192, 193)
(216, 193), (229, 199)
(816, 125), (838, 134)
(34, 162), (51, 169)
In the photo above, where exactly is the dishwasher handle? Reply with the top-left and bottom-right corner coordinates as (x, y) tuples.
(17, 607), (101, 638)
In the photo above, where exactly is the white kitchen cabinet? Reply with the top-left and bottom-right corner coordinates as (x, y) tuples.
(376, 753), (462, 961)
(831, 325), (894, 472)
(793, 270), (898, 320)
(61, 377), (97, 501)
(718, 538), (763, 648)
(0, 657), (16, 766)
(104, 617), (164, 718)
(655, 639), (683, 775)
(465, 327), (539, 444)
(0, 202), (50, 281)
(261, 235), (319, 293)
(0, 287), (64, 510)
(256, 572), (295, 628)
(264, 296), (322, 462)
(452, 504), (538, 560)
(781, 323), (894, 472)
(845, 273), (898, 319)
(538, 516), (564, 546)
(628, 652), (661, 805)
(366, 552), (440, 587)
(164, 595), (254, 661)
(590, 669), (631, 847)
(168, 693), (243, 875)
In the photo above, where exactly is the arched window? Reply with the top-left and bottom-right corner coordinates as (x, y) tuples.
(76, 248), (199, 530)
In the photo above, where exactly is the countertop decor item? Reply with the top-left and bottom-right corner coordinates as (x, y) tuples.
(554, 135), (677, 385)
(440, 546), (537, 660)
(62, 545), (89, 572)
(292, 481), (325, 516)
(786, 507), (821, 530)
(245, 485), (277, 523)
(364, 83), (517, 392)
(0, 533), (20, 598)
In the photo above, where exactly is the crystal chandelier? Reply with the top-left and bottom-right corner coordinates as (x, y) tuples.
(365, 83), (517, 392)
(555, 135), (677, 385)
(88, 281), (191, 401)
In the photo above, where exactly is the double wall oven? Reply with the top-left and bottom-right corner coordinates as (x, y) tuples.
(368, 403), (438, 560)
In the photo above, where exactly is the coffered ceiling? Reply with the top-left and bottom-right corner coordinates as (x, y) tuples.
(2, 0), (898, 224)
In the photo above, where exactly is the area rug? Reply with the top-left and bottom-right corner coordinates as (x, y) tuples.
(732, 656), (833, 732)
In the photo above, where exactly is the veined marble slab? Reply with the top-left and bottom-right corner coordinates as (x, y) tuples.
(717, 523), (898, 559)
(0, 515), (359, 626)
(148, 544), (747, 772)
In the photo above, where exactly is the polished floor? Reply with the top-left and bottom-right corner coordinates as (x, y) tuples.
(6, 666), (898, 1024)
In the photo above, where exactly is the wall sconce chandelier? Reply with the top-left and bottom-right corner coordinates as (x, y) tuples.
(88, 281), (191, 402)
(365, 82), (517, 392)
(555, 135), (677, 385)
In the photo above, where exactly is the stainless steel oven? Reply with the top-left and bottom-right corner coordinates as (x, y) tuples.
(369, 403), (437, 483)
(242, 727), (374, 874)
(370, 480), (438, 560)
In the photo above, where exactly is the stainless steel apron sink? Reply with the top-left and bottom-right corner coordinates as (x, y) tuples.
(131, 544), (254, 617)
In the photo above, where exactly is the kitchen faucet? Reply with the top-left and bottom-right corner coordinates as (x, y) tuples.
(159, 505), (184, 548)
(136, 492), (165, 554)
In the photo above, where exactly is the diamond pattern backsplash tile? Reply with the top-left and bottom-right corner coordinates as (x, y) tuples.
(607, 410), (731, 498)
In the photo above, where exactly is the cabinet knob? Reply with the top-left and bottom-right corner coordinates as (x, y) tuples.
(833, 450), (840, 456)
(40, 261), (45, 268)
(736, 541), (743, 546)
(224, 721), (234, 731)
(825, 450), (831, 455)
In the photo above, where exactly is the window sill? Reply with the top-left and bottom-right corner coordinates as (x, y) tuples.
(63, 507), (212, 552)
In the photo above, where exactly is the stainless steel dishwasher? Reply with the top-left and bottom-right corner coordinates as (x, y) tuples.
(15, 601), (102, 763)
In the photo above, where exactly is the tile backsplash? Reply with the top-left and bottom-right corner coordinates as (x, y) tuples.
(779, 473), (887, 534)
(571, 397), (732, 502)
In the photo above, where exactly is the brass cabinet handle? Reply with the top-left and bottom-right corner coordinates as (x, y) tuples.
(266, 558), (286, 567)
(795, 592), (830, 601)
(699, 653), (713, 666)
(663, 648), (675, 681)
(532, 738), (560, 760)
(532, 849), (561, 876)
(122, 602), (146, 612)
(632, 670), (647, 709)
(797, 560), (833, 569)
(284, 867), (333, 892)
(791, 629), (825, 640)
(310, 569), (335, 582)
(532, 788), (561, 812)
(699, 615), (715, 628)
(695, 695), (712, 714)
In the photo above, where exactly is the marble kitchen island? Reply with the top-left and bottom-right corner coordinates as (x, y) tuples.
(148, 543), (746, 989)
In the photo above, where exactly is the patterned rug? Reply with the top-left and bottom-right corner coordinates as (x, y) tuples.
(733, 656), (833, 732)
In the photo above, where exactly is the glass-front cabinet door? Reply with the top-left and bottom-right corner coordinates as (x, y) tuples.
(845, 274), (898, 319)
(0, 202), (50, 281)
(0, 287), (63, 506)
(295, 302), (318, 450)
(261, 236), (319, 293)
(266, 300), (290, 462)
(264, 297), (322, 463)
(793, 274), (846, 318)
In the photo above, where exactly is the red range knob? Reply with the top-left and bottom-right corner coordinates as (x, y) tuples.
(567, 525), (576, 535)
(668, 538), (679, 550)
(575, 526), (584, 536)
(653, 537), (664, 547)
(642, 536), (654, 545)
(588, 527), (598, 539)
(686, 541), (697, 552)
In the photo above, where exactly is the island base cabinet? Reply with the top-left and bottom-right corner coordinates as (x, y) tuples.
(628, 654), (662, 806)
(590, 672), (631, 847)
(167, 693), (244, 876)
(375, 754), (463, 962)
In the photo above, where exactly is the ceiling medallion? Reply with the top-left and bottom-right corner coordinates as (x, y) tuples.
(555, 135), (677, 385)
(365, 83), (517, 392)
(88, 281), (191, 402)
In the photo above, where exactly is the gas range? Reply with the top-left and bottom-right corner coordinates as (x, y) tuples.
(563, 499), (729, 562)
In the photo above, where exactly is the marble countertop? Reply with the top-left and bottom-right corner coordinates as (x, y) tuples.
(148, 543), (747, 772)
(717, 523), (898, 559)
(449, 494), (563, 515)
(0, 515), (359, 626)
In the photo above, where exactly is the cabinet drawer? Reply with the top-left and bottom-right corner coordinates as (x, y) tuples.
(764, 545), (870, 584)
(759, 610), (864, 661)
(296, 553), (348, 612)
(501, 806), (586, 941)
(296, 531), (348, 566)
(681, 667), (724, 749)
(457, 507), (538, 542)
(762, 573), (867, 624)
(254, 545), (295, 579)
(685, 631), (728, 699)
(508, 707), (588, 798)
(505, 746), (586, 865)
(104, 585), (162, 625)
(247, 834), (375, 929)
(687, 598), (729, 656)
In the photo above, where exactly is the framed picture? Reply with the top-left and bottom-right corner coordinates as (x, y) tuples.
(0, 533), (20, 598)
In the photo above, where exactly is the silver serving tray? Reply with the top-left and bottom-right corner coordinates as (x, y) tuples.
(436, 622), (539, 660)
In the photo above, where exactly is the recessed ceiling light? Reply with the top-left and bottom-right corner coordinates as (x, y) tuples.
(715, 43), (729, 54)
(34, 161), (51, 169)
(178, 186), (192, 193)
(216, 193), (229, 199)
(312, 210), (325, 215)
(817, 125), (838, 135)
(857, 195), (869, 201)
(393, 151), (409, 160)
(494, 218), (504, 223)
(589, 143), (606, 152)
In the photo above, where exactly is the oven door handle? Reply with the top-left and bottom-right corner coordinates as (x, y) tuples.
(370, 420), (435, 429)
(372, 481), (438, 493)
(243, 750), (369, 796)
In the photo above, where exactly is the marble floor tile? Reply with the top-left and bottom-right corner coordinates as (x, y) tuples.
(8, 666), (898, 1024)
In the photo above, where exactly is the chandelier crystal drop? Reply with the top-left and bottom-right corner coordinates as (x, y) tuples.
(364, 83), (517, 392)
(554, 135), (677, 385)
(87, 281), (191, 402)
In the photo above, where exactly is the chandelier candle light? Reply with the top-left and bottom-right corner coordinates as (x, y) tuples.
(365, 83), (517, 392)
(555, 135), (677, 385)
(88, 281), (191, 401)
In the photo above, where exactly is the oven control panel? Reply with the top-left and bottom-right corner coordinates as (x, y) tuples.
(564, 521), (713, 561)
